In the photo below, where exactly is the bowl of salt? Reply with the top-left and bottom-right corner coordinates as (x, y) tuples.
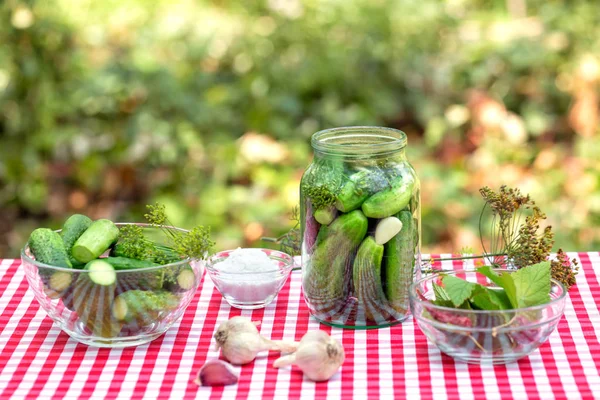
(205, 248), (294, 309)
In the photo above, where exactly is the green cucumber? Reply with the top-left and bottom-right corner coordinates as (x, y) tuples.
(28, 228), (73, 298)
(336, 170), (371, 212)
(383, 210), (416, 314)
(303, 209), (368, 317)
(163, 264), (196, 293)
(84, 259), (117, 286)
(103, 256), (158, 270)
(29, 228), (73, 268)
(336, 168), (394, 212)
(353, 236), (396, 323)
(73, 259), (120, 337)
(60, 214), (93, 268)
(103, 256), (165, 292)
(112, 290), (179, 324)
(71, 219), (120, 263)
(313, 205), (337, 225)
(362, 175), (415, 218)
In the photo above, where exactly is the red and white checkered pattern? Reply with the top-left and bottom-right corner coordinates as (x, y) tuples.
(1, 253), (599, 399)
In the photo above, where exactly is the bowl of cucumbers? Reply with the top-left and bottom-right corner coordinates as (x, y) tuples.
(21, 209), (213, 348)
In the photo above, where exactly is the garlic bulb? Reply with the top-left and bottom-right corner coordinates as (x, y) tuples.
(273, 330), (345, 381)
(214, 316), (298, 365)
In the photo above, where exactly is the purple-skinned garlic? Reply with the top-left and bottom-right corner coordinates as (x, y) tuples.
(194, 360), (238, 387)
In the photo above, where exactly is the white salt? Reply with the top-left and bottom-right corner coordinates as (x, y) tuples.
(216, 248), (279, 276)
(211, 248), (287, 305)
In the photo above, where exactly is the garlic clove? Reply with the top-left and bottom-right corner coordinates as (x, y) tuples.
(194, 360), (238, 386)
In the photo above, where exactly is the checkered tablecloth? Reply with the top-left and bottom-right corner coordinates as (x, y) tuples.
(1, 253), (600, 399)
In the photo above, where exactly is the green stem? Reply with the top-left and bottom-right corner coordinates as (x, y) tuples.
(424, 252), (507, 262)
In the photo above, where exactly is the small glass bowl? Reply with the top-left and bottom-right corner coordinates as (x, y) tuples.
(205, 248), (294, 309)
(21, 223), (202, 348)
(409, 269), (567, 364)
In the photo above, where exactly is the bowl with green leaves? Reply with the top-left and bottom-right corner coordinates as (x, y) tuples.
(20, 204), (214, 348)
(409, 261), (567, 364)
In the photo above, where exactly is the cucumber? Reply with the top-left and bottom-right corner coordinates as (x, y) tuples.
(383, 210), (416, 314)
(85, 259), (117, 286)
(163, 264), (196, 293)
(73, 259), (120, 337)
(336, 170), (371, 212)
(103, 256), (165, 293)
(28, 228), (73, 298)
(112, 290), (179, 325)
(313, 205), (337, 225)
(60, 214), (93, 268)
(104, 256), (158, 270)
(353, 236), (398, 323)
(362, 175), (416, 218)
(28, 228), (73, 268)
(303, 209), (368, 317)
(336, 169), (392, 213)
(71, 219), (120, 263)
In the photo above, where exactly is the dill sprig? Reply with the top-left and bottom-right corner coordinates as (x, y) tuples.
(114, 224), (181, 264)
(427, 185), (578, 290)
(303, 185), (336, 210)
(144, 203), (214, 260)
(479, 185), (554, 269)
(115, 203), (214, 262)
(261, 206), (301, 257)
(550, 249), (579, 290)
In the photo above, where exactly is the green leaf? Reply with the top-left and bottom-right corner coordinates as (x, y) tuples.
(476, 266), (518, 308)
(469, 286), (512, 310)
(432, 282), (451, 302)
(431, 297), (455, 308)
(512, 261), (551, 307)
(441, 275), (477, 307)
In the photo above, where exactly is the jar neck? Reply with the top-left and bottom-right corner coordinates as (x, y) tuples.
(311, 126), (407, 160)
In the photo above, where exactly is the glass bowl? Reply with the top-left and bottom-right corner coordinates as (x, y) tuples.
(205, 248), (294, 309)
(409, 269), (567, 364)
(21, 223), (203, 348)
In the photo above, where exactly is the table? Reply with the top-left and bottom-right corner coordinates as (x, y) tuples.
(1, 253), (600, 399)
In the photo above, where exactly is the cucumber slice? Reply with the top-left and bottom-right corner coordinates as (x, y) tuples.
(86, 259), (117, 286)
(164, 265), (196, 292)
(176, 267), (196, 290)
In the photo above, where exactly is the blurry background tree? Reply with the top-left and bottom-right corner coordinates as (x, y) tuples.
(1, 0), (599, 258)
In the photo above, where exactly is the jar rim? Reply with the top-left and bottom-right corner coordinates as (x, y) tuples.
(311, 126), (407, 157)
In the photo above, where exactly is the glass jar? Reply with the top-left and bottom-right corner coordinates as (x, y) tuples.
(300, 127), (421, 328)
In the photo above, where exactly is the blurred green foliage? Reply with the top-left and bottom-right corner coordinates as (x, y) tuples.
(1, 0), (599, 258)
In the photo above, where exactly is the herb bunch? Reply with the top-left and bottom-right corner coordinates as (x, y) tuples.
(262, 207), (301, 257)
(116, 203), (214, 262)
(479, 186), (554, 269)
(434, 185), (578, 290)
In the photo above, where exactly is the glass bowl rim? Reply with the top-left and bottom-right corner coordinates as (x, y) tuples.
(21, 222), (193, 273)
(205, 248), (294, 275)
(409, 268), (568, 315)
